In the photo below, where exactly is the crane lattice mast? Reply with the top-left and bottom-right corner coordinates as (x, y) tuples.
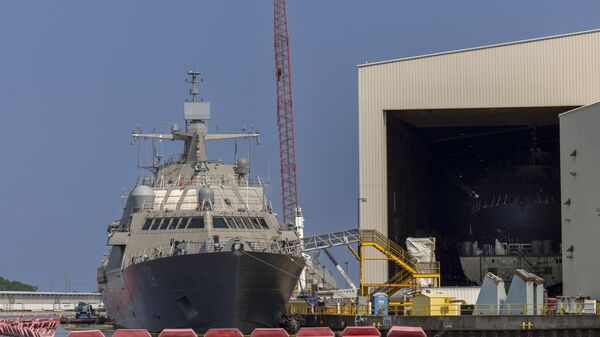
(274, 0), (299, 226)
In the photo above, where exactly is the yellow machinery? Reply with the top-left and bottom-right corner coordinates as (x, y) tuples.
(412, 292), (460, 316)
(351, 229), (441, 296)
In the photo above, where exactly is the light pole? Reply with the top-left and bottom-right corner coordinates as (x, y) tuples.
(357, 197), (367, 229)
(357, 197), (367, 298)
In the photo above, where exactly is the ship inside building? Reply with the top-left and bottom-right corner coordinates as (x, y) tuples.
(385, 107), (574, 293)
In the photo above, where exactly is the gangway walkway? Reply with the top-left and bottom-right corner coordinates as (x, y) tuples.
(299, 229), (360, 252)
(286, 229), (440, 296)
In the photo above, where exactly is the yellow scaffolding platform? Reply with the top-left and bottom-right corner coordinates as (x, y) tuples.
(287, 228), (440, 297)
(357, 229), (440, 296)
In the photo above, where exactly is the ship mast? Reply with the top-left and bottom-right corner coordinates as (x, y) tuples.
(131, 70), (260, 171)
(186, 69), (201, 102)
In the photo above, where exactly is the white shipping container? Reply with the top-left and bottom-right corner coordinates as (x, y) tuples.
(430, 287), (481, 305)
(390, 286), (481, 305)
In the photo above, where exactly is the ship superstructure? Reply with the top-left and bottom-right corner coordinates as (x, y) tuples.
(97, 71), (305, 333)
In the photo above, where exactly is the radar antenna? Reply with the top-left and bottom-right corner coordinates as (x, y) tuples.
(185, 69), (202, 102)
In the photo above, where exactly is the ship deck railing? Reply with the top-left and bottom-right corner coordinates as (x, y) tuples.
(156, 174), (266, 188)
(143, 199), (268, 213)
(462, 242), (560, 257)
(126, 237), (302, 267)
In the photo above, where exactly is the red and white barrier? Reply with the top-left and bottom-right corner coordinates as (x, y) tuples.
(112, 329), (152, 337)
(0, 318), (59, 337)
(386, 326), (426, 337)
(342, 326), (381, 337)
(66, 330), (105, 337)
(297, 327), (335, 337)
(39, 324), (425, 337)
(204, 328), (244, 337)
(250, 328), (289, 337)
(157, 329), (198, 337)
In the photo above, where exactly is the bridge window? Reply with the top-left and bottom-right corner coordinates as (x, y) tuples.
(188, 217), (205, 229)
(150, 219), (162, 230)
(241, 218), (253, 229)
(249, 218), (262, 229)
(236, 217), (246, 228)
(177, 218), (190, 229)
(229, 217), (242, 229)
(159, 218), (171, 230)
(236, 217), (248, 229)
(206, 216), (269, 230)
(142, 219), (153, 230)
(168, 218), (180, 230)
(226, 217), (237, 228)
(212, 217), (228, 229)
(258, 218), (269, 229)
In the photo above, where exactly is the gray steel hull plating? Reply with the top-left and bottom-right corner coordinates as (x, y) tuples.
(101, 251), (304, 333)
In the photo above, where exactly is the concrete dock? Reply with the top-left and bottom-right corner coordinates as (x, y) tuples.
(302, 314), (600, 336)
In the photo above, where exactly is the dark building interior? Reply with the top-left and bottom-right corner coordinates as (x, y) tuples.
(385, 106), (577, 285)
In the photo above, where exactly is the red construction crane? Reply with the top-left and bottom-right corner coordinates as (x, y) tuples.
(274, 0), (299, 226)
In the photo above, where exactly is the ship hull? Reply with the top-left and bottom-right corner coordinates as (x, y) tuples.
(101, 251), (304, 333)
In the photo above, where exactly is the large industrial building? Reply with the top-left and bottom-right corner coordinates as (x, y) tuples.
(358, 29), (600, 298)
(0, 291), (102, 311)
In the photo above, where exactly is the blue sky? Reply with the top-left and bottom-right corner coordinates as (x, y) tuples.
(0, 1), (599, 291)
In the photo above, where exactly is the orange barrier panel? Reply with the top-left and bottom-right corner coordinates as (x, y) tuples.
(250, 328), (289, 337)
(113, 329), (152, 337)
(67, 330), (106, 337)
(386, 326), (426, 337)
(296, 327), (335, 337)
(204, 328), (244, 337)
(342, 327), (381, 337)
(158, 329), (197, 337)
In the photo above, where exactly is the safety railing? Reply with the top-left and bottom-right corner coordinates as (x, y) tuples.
(128, 240), (205, 266)
(288, 302), (600, 317)
(360, 230), (418, 273)
(289, 304), (372, 316)
(280, 229), (360, 254)
(126, 237), (303, 268)
(415, 262), (441, 275)
(157, 174), (265, 188)
(160, 198), (267, 212)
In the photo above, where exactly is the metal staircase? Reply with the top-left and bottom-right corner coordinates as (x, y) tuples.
(370, 269), (414, 296)
(359, 230), (418, 274)
(359, 229), (440, 296)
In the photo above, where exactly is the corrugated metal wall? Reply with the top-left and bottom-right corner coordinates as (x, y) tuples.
(559, 102), (600, 299)
(358, 30), (600, 285)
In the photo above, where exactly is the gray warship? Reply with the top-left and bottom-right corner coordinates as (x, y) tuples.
(97, 71), (305, 333)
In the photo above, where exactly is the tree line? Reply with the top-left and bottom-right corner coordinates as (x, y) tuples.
(0, 277), (37, 291)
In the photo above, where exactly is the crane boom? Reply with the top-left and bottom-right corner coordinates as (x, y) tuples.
(323, 249), (358, 289)
(274, 0), (298, 226)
